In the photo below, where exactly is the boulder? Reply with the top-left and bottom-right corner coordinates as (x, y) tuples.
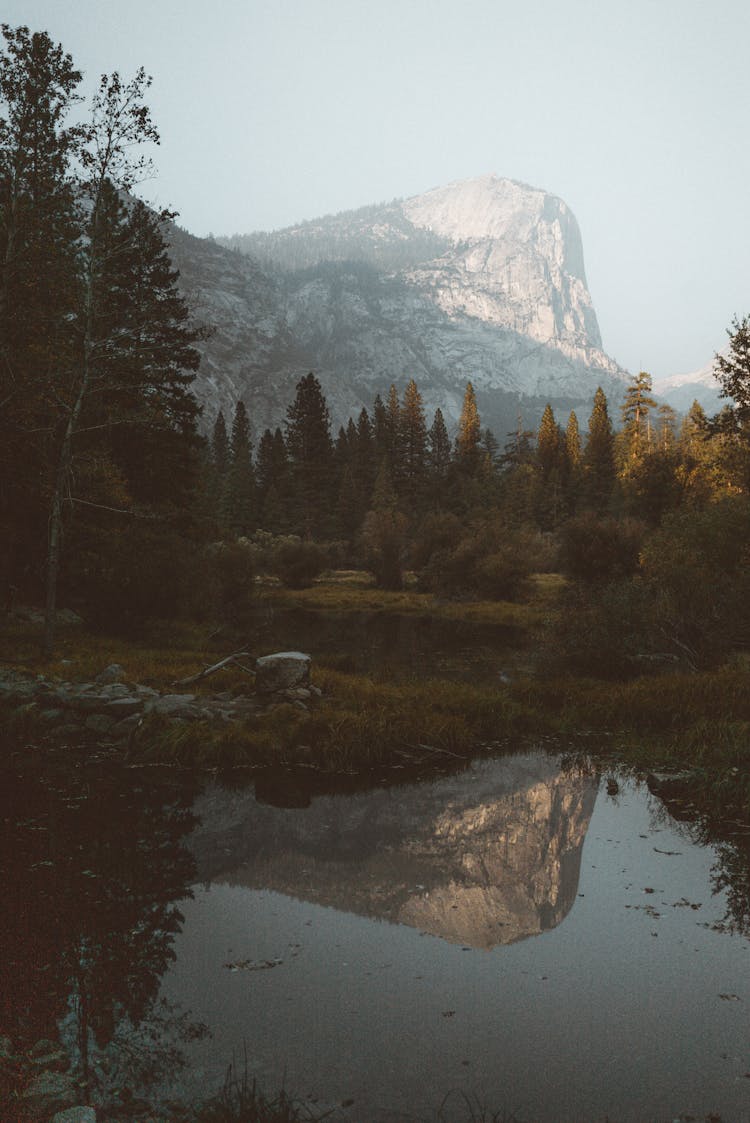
(52, 1108), (97, 1123)
(95, 664), (126, 684)
(254, 652), (311, 695)
(146, 693), (200, 718)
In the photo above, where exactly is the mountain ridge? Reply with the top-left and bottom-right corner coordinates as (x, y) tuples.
(168, 174), (630, 438)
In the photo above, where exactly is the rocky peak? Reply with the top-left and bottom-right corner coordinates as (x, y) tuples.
(401, 174), (602, 356)
(171, 175), (627, 438)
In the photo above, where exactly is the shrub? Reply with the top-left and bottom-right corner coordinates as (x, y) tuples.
(198, 542), (256, 632)
(639, 497), (750, 664)
(559, 513), (645, 584)
(272, 539), (326, 589)
(549, 579), (654, 679)
(360, 508), (408, 590)
(66, 521), (198, 631)
(416, 518), (552, 600)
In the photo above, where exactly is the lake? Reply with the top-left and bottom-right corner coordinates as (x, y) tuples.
(5, 746), (748, 1121)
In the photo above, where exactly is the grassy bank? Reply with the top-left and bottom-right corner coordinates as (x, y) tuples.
(2, 574), (749, 815)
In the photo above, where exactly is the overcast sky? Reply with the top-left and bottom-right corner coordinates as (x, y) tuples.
(5, 0), (749, 381)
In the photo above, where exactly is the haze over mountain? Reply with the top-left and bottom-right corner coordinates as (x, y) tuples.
(654, 350), (727, 414)
(168, 174), (630, 438)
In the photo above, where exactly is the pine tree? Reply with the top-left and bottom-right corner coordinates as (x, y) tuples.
(384, 383), (404, 491)
(0, 44), (203, 653)
(0, 25), (81, 610)
(565, 411), (582, 468)
(584, 387), (616, 510)
(354, 407), (376, 498)
(284, 372), (334, 537)
(255, 427), (291, 532)
(456, 381), (481, 469)
(400, 379), (427, 508)
(426, 408), (452, 509)
(714, 315), (750, 422)
(533, 404), (567, 527)
(225, 401), (254, 536)
(620, 371), (657, 465)
(536, 404), (561, 477)
(209, 410), (230, 518)
(657, 403), (677, 452)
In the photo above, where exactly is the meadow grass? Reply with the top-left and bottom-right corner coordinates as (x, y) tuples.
(2, 575), (749, 812)
(260, 571), (549, 629)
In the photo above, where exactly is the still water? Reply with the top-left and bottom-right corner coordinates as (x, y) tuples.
(4, 749), (750, 1121)
(163, 752), (750, 1122)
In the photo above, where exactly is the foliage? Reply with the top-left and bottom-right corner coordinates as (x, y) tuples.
(416, 517), (553, 600)
(550, 579), (655, 678)
(559, 512), (646, 584)
(639, 497), (750, 665)
(198, 542), (256, 632)
(272, 539), (327, 589)
(582, 387), (615, 510)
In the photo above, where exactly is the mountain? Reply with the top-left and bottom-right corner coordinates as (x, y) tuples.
(187, 754), (598, 950)
(168, 174), (629, 439)
(654, 351), (726, 414)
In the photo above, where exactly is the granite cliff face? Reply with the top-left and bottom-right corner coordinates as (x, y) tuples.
(188, 754), (598, 950)
(168, 175), (628, 438)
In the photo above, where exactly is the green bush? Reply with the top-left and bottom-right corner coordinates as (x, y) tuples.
(416, 518), (552, 600)
(360, 507), (408, 590)
(272, 539), (327, 589)
(549, 579), (654, 679)
(559, 512), (645, 584)
(66, 521), (198, 630)
(198, 542), (256, 631)
(639, 496), (750, 664)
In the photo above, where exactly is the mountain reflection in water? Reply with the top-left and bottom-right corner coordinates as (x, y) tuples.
(188, 753), (597, 949)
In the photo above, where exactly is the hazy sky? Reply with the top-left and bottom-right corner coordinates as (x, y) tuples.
(5, 0), (749, 381)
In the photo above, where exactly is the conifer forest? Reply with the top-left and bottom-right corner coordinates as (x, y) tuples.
(4, 22), (750, 1123)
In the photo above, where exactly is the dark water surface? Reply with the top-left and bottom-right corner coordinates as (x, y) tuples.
(3, 749), (750, 1121)
(248, 603), (527, 682)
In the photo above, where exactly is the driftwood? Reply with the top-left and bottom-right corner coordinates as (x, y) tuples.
(172, 650), (255, 687)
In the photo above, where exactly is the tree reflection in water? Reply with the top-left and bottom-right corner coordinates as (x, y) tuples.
(0, 763), (205, 1107)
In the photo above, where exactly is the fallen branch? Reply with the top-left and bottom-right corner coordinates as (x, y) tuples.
(172, 650), (255, 687)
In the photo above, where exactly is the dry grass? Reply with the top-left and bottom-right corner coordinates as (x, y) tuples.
(261, 572), (547, 628)
(3, 576), (750, 812)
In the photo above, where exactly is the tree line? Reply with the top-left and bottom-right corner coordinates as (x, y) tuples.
(5, 23), (750, 663)
(0, 25), (203, 651)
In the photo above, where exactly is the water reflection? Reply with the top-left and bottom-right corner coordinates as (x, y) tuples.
(189, 753), (598, 948)
(0, 765), (202, 1102)
(5, 747), (750, 1121)
(249, 603), (524, 681)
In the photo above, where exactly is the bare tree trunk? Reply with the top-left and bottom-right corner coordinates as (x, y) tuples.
(42, 330), (93, 658)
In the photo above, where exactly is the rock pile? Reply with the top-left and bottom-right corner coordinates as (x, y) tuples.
(0, 652), (319, 747)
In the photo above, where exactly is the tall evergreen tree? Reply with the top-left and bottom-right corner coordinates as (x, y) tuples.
(714, 315), (750, 422)
(426, 408), (452, 509)
(565, 411), (582, 468)
(211, 411), (230, 477)
(0, 39), (203, 652)
(620, 370), (657, 465)
(400, 379), (427, 508)
(456, 381), (481, 470)
(536, 404), (561, 476)
(285, 372), (334, 537)
(0, 25), (81, 608)
(584, 387), (616, 510)
(225, 401), (254, 536)
(657, 403), (678, 452)
(255, 426), (291, 532)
